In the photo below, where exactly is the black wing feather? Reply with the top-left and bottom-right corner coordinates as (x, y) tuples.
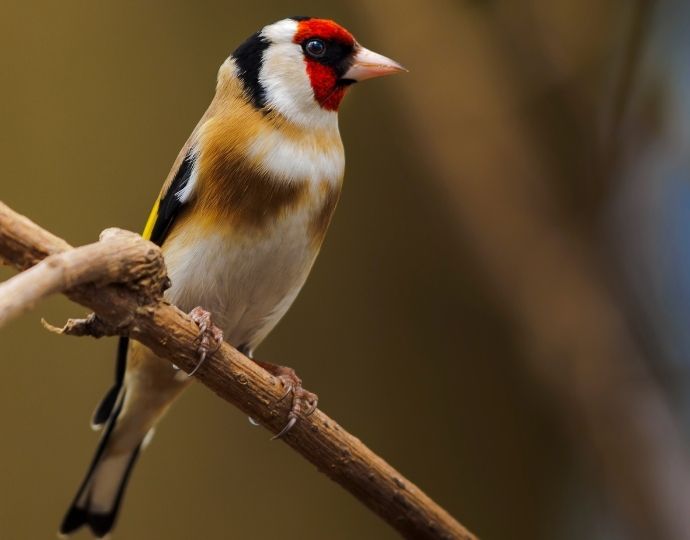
(149, 150), (196, 246)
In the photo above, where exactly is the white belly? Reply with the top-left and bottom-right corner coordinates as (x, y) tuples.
(161, 210), (318, 352)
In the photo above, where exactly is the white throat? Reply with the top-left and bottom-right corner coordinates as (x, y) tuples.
(247, 127), (345, 185)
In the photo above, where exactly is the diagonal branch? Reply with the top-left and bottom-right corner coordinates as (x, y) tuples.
(0, 200), (474, 540)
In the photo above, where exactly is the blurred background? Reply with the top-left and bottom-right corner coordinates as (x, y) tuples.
(1, 1), (689, 539)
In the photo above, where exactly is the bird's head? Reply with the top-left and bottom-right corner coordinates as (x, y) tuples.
(230, 17), (405, 128)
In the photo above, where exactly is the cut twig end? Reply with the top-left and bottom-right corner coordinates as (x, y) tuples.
(41, 318), (66, 334)
(41, 312), (128, 339)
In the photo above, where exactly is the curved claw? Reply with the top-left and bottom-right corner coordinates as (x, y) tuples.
(186, 306), (224, 378)
(277, 384), (293, 402)
(260, 365), (317, 440)
(271, 416), (297, 440)
(187, 339), (223, 378)
(187, 350), (207, 377)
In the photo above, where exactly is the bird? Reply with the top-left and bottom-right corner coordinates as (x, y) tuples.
(58, 16), (404, 538)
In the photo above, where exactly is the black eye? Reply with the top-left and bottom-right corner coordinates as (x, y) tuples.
(305, 39), (326, 58)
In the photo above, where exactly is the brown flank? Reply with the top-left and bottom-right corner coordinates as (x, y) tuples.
(309, 181), (341, 247)
(199, 157), (309, 230)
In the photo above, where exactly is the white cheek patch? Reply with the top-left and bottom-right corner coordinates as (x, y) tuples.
(259, 25), (338, 130)
(247, 129), (345, 184)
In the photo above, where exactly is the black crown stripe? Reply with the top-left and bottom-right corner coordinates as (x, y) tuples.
(232, 30), (270, 109)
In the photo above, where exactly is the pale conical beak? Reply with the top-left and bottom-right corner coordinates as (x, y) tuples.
(342, 46), (407, 82)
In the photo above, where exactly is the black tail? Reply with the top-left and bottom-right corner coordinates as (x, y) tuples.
(60, 395), (142, 538)
(90, 338), (128, 429)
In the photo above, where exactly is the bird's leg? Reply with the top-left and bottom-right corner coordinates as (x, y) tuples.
(252, 359), (319, 440)
(186, 306), (224, 377)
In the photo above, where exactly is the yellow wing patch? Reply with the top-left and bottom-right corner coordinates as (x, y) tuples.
(142, 198), (160, 241)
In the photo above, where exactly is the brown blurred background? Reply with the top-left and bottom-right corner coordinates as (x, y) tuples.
(2, 1), (690, 539)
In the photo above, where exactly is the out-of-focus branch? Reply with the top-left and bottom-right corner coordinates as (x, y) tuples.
(354, 2), (690, 539)
(607, 0), (656, 152)
(0, 200), (475, 540)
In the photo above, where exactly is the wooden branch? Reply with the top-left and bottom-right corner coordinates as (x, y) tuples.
(0, 200), (474, 540)
(0, 228), (166, 328)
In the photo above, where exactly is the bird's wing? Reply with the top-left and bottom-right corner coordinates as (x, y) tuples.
(143, 149), (196, 246)
(143, 98), (219, 245)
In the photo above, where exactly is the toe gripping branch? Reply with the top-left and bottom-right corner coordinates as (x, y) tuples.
(185, 309), (317, 439)
(187, 306), (224, 377)
(253, 362), (318, 440)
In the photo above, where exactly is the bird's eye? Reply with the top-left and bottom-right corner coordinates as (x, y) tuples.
(305, 39), (326, 58)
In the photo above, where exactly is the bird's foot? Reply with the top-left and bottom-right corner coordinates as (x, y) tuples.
(273, 366), (318, 440)
(254, 361), (318, 439)
(187, 306), (224, 377)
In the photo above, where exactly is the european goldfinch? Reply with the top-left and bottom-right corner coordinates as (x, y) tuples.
(59, 16), (404, 538)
